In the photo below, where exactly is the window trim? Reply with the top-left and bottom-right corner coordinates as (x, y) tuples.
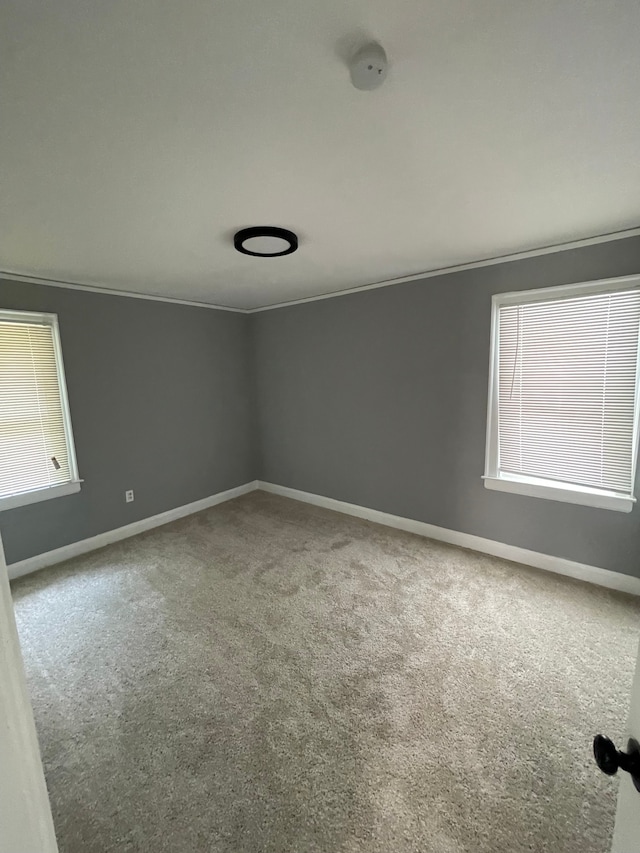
(0, 309), (82, 513)
(0, 481), (82, 512)
(483, 274), (640, 513)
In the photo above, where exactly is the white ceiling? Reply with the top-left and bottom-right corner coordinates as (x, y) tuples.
(1, 0), (639, 310)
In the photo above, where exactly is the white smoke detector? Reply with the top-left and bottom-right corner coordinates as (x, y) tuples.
(349, 42), (388, 91)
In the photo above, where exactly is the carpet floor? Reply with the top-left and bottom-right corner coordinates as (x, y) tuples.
(11, 491), (640, 853)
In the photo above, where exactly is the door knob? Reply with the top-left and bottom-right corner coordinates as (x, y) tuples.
(593, 735), (640, 792)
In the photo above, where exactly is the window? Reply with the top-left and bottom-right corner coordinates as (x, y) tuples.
(0, 310), (80, 511)
(484, 276), (640, 512)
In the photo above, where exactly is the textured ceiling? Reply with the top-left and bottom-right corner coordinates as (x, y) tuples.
(1, 0), (639, 309)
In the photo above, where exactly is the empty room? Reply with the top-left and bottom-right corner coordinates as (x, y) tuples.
(2, 2), (640, 852)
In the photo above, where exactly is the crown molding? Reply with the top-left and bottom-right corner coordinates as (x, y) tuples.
(0, 271), (249, 314)
(246, 226), (640, 313)
(2, 226), (639, 314)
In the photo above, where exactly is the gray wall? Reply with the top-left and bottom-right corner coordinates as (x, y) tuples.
(0, 279), (254, 564)
(4, 237), (640, 576)
(253, 236), (640, 578)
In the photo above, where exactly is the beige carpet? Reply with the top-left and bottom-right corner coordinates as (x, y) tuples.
(11, 491), (640, 853)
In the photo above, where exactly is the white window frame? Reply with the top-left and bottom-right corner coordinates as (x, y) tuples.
(483, 274), (640, 513)
(0, 309), (81, 512)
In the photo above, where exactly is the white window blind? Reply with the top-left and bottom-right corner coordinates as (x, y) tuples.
(0, 311), (79, 505)
(486, 282), (640, 510)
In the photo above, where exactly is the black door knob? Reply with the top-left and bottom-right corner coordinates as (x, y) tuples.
(594, 735), (640, 793)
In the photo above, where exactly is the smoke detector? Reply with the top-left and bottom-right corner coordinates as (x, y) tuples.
(349, 42), (388, 91)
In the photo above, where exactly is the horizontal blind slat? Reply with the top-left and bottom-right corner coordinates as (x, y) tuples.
(497, 288), (640, 495)
(0, 317), (74, 498)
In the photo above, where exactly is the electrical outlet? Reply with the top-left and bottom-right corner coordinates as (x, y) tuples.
(125, 490), (134, 503)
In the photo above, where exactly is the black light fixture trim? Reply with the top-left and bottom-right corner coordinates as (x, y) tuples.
(234, 226), (298, 257)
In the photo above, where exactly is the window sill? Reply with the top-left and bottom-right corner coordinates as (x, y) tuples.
(0, 481), (82, 512)
(483, 475), (635, 513)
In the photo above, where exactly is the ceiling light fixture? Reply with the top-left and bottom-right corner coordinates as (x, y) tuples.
(234, 226), (298, 257)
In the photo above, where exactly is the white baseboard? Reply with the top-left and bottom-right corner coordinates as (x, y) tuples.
(257, 481), (640, 596)
(6, 481), (259, 581)
(7, 478), (639, 596)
